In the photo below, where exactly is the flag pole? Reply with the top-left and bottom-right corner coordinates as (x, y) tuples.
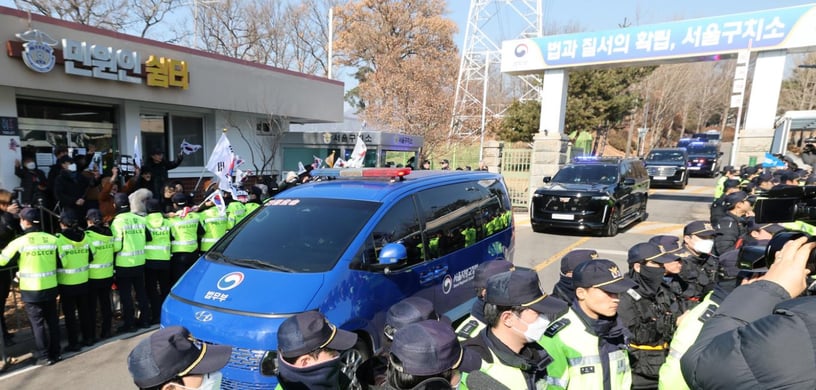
(193, 127), (228, 194)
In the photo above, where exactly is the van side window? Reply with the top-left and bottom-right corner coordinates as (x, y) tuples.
(416, 182), (486, 259)
(479, 179), (513, 239)
(359, 196), (423, 267)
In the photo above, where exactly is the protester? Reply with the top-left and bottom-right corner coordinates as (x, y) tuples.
(0, 189), (20, 346)
(54, 155), (92, 215)
(15, 157), (48, 206)
(128, 326), (232, 390)
(143, 147), (184, 200)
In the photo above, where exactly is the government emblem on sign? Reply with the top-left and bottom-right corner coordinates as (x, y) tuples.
(15, 29), (58, 73)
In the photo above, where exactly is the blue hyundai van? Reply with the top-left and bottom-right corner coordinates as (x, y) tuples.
(161, 168), (514, 389)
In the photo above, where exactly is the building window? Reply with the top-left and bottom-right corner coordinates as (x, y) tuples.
(141, 113), (204, 167)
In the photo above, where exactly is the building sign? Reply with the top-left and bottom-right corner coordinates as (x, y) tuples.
(0, 117), (19, 136)
(502, 4), (816, 74)
(8, 28), (189, 90)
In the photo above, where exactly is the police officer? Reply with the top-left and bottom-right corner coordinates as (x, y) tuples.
(85, 209), (115, 340)
(168, 192), (203, 282)
(380, 320), (479, 390)
(225, 191), (248, 229)
(539, 259), (637, 390)
(357, 296), (444, 389)
(675, 221), (719, 301)
(463, 267), (567, 389)
(551, 249), (598, 304)
(741, 221), (785, 247)
(275, 311), (358, 389)
(709, 178), (740, 225)
(56, 209), (94, 350)
(657, 249), (751, 390)
(198, 195), (228, 253)
(455, 260), (514, 341)
(0, 208), (61, 365)
(144, 199), (172, 324)
(713, 166), (739, 200)
(111, 193), (152, 333)
(713, 190), (754, 255)
(618, 242), (686, 389)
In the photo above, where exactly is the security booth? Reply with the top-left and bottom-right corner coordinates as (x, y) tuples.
(771, 110), (816, 154)
(280, 131), (423, 171)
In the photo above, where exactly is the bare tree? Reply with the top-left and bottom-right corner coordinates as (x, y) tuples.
(780, 52), (816, 113)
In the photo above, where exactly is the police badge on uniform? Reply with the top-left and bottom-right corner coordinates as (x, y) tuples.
(15, 29), (58, 73)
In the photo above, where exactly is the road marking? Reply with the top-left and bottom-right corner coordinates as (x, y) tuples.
(534, 237), (591, 272)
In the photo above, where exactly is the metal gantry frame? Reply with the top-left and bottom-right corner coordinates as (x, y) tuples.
(451, 0), (544, 143)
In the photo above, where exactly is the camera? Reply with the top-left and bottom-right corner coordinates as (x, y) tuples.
(752, 185), (816, 224)
(738, 231), (816, 275)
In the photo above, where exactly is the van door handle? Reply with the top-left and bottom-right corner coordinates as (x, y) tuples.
(433, 265), (448, 277)
(419, 270), (436, 284)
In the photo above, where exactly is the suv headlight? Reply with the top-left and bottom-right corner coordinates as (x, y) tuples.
(591, 195), (610, 200)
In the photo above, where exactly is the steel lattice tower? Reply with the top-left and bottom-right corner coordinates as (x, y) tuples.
(450, 0), (544, 137)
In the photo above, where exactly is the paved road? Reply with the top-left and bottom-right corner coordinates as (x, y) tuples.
(0, 177), (717, 389)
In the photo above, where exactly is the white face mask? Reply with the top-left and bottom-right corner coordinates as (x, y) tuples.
(24, 162), (36, 170)
(67, 163), (77, 172)
(174, 371), (222, 390)
(693, 238), (714, 254)
(513, 313), (551, 342)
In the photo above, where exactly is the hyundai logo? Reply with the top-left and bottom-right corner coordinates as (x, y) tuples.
(195, 311), (214, 322)
(514, 43), (528, 58)
(217, 272), (245, 291)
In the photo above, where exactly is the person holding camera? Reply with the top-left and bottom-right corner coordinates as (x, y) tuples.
(713, 191), (754, 256)
(681, 236), (816, 389)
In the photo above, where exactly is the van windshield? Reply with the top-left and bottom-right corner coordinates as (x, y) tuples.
(553, 165), (618, 184)
(210, 198), (379, 272)
(687, 144), (718, 154)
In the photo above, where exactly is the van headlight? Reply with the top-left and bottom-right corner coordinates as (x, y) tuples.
(260, 351), (278, 376)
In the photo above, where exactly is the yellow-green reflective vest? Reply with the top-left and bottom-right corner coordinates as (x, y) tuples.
(199, 207), (228, 252)
(145, 212), (172, 261)
(658, 291), (718, 390)
(462, 227), (477, 247)
(244, 202), (260, 215)
(56, 233), (90, 286)
(85, 230), (115, 279)
(782, 220), (816, 235)
(170, 213), (200, 253)
(713, 176), (727, 199)
(226, 201), (247, 229)
(454, 314), (487, 342)
(464, 346), (545, 390)
(111, 212), (147, 268)
(0, 231), (58, 292)
(538, 308), (631, 390)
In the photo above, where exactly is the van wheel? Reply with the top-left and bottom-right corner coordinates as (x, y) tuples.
(341, 336), (371, 390)
(604, 208), (619, 237)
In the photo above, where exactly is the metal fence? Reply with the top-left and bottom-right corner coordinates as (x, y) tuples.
(500, 148), (533, 210)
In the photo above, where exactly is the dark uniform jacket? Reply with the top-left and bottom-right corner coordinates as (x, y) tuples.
(617, 273), (685, 389)
(713, 212), (750, 256)
(709, 196), (727, 226)
(677, 251), (718, 301)
(681, 281), (816, 389)
(551, 275), (576, 304)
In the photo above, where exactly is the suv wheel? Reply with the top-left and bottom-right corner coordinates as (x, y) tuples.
(604, 208), (619, 237)
(341, 336), (370, 390)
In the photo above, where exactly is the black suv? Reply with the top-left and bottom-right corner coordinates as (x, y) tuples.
(686, 141), (722, 177)
(530, 157), (650, 236)
(644, 148), (689, 189)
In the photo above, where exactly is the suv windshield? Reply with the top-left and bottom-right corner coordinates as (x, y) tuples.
(552, 164), (619, 184)
(210, 198), (379, 272)
(647, 150), (686, 162)
(687, 144), (718, 154)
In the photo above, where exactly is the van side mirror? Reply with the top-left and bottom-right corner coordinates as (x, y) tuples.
(368, 243), (408, 272)
(543, 176), (552, 183)
(623, 178), (636, 186)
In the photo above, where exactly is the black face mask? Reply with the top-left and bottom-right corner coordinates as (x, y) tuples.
(638, 265), (665, 291)
(276, 355), (343, 390)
